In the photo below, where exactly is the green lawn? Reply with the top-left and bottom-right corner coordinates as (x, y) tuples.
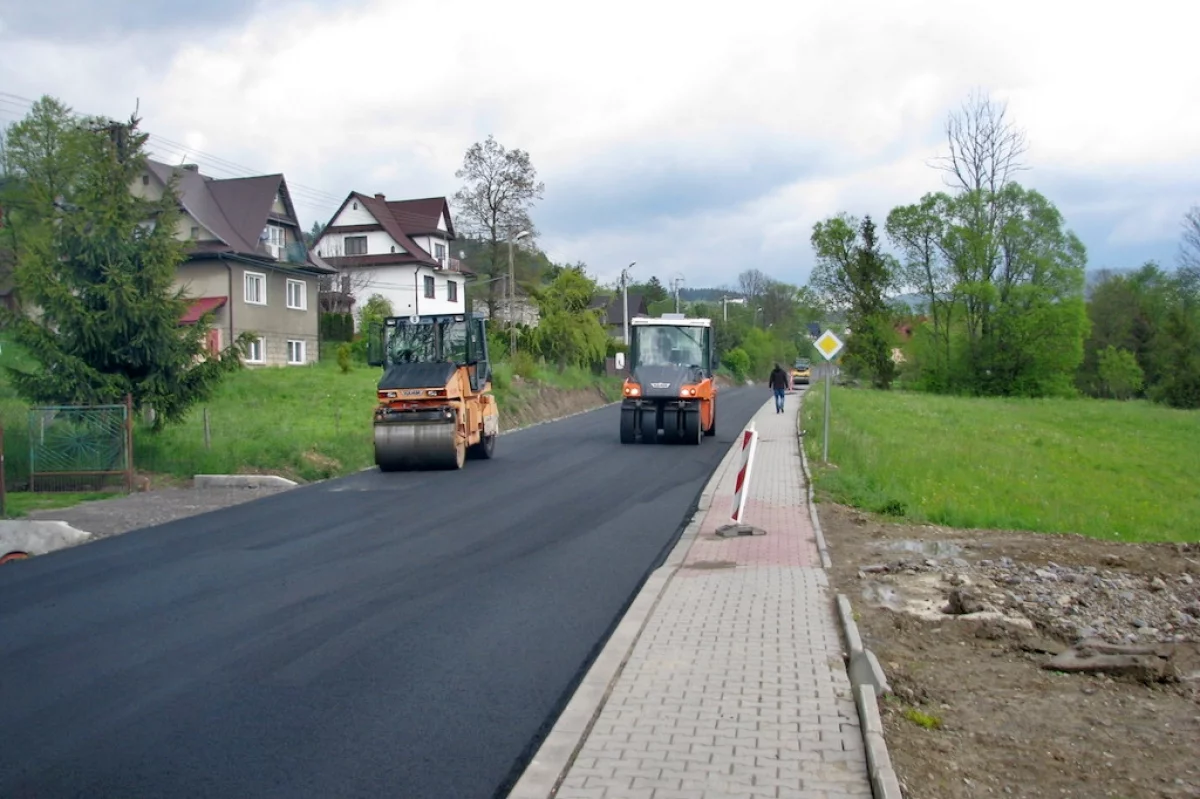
(801, 383), (1200, 542)
(2, 491), (115, 519)
(136, 359), (622, 482)
(0, 332), (623, 486)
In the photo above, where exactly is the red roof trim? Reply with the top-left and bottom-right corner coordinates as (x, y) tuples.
(181, 295), (228, 324)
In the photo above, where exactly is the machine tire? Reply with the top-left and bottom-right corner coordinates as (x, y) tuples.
(469, 432), (497, 459)
(639, 407), (659, 444)
(705, 399), (717, 436)
(620, 408), (637, 444)
(453, 438), (466, 469)
(683, 408), (702, 445)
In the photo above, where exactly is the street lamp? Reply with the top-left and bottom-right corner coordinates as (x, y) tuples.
(621, 261), (636, 348)
(508, 229), (530, 356)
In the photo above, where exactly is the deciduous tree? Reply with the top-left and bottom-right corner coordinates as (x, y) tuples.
(452, 135), (545, 319)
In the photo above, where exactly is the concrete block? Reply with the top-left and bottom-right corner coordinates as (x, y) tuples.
(193, 474), (298, 489)
(0, 519), (92, 558)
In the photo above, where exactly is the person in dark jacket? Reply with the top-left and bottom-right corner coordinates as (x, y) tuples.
(769, 363), (788, 413)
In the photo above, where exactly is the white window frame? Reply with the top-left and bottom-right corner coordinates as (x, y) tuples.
(245, 336), (266, 364)
(287, 339), (306, 365)
(244, 271), (266, 305)
(447, 279), (458, 303)
(264, 224), (286, 259)
(286, 278), (307, 310)
(423, 274), (435, 299)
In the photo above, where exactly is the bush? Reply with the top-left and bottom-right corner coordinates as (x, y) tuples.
(722, 348), (751, 382)
(320, 312), (354, 342)
(337, 343), (352, 374)
(1097, 346), (1144, 400)
(510, 350), (538, 379)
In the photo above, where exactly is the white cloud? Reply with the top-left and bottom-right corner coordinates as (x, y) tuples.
(2, 0), (1198, 289)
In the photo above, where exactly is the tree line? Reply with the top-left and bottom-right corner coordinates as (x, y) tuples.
(805, 90), (1200, 409)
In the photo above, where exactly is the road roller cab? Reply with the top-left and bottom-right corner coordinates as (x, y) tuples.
(366, 312), (500, 471)
(619, 314), (717, 445)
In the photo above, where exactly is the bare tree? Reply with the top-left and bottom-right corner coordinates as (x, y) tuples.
(314, 238), (378, 314)
(452, 135), (545, 318)
(1180, 205), (1200, 271)
(931, 88), (1029, 195)
(737, 268), (770, 303)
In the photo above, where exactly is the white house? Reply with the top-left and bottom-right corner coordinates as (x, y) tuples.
(312, 192), (473, 327)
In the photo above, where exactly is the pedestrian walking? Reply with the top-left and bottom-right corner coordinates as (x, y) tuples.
(769, 363), (788, 413)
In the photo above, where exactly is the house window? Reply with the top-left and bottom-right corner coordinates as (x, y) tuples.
(287, 339), (306, 364)
(434, 242), (446, 262)
(352, 201), (358, 210)
(345, 235), (368, 256)
(286, 278), (306, 310)
(424, 275), (435, 299)
(190, 226), (199, 239)
(244, 271), (266, 305)
(142, 174), (149, 186)
(245, 337), (265, 364)
(264, 224), (286, 258)
(447, 279), (458, 303)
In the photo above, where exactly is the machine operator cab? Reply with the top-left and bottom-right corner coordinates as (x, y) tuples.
(367, 312), (492, 393)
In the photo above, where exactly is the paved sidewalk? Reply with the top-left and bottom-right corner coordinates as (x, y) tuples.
(529, 392), (872, 799)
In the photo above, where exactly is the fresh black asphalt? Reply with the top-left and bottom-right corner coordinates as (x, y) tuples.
(0, 386), (770, 799)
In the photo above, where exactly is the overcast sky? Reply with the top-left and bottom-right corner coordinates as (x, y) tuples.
(1, 0), (1197, 290)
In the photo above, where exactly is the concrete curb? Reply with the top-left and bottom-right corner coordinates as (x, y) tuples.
(797, 388), (902, 799)
(795, 388), (832, 569)
(505, 409), (752, 799)
(192, 474), (299, 489)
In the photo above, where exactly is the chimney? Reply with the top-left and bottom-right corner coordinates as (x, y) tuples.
(182, 164), (199, 172)
(375, 193), (385, 201)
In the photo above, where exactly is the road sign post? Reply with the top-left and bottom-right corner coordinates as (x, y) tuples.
(813, 329), (844, 464)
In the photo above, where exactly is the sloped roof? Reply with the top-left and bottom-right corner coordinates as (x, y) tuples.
(181, 296), (228, 324)
(384, 197), (455, 238)
(146, 159), (332, 274)
(590, 292), (647, 326)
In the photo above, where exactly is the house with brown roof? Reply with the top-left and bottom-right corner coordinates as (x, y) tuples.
(589, 292), (649, 340)
(132, 159), (336, 367)
(311, 191), (473, 328)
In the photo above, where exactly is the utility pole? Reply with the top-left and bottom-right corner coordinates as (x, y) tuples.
(508, 229), (529, 356)
(671, 276), (685, 313)
(621, 262), (636, 347)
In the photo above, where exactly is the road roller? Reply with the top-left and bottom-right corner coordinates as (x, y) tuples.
(365, 311), (499, 471)
(619, 313), (718, 445)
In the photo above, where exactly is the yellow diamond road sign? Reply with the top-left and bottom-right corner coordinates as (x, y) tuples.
(814, 329), (844, 361)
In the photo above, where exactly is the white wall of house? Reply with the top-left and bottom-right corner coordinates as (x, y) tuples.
(316, 230), (406, 259)
(413, 234), (450, 266)
(329, 199), (377, 227)
(348, 264), (464, 328)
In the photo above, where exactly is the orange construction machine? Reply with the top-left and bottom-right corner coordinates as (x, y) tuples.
(619, 314), (718, 445)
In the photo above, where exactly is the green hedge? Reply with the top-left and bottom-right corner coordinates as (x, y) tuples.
(320, 312), (354, 342)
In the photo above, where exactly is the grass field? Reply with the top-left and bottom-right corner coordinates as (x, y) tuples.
(801, 382), (1200, 542)
(133, 359), (621, 482)
(0, 334), (623, 491)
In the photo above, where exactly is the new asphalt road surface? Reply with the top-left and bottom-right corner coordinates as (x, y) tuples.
(0, 386), (769, 799)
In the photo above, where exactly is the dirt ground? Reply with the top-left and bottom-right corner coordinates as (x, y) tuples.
(820, 502), (1200, 799)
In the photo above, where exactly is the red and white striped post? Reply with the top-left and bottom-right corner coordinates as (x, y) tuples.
(730, 421), (759, 525)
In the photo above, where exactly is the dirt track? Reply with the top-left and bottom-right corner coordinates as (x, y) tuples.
(820, 502), (1200, 799)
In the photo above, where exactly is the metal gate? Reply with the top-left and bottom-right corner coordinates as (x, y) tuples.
(28, 395), (133, 492)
